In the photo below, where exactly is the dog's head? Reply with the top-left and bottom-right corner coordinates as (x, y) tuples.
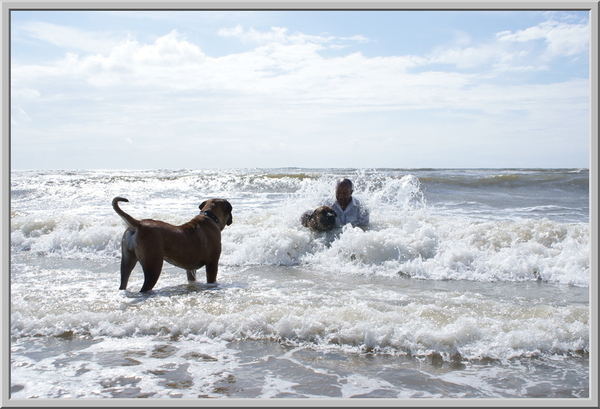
(199, 199), (233, 229)
(312, 206), (337, 231)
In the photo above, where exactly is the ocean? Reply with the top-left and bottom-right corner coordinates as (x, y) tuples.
(9, 168), (591, 402)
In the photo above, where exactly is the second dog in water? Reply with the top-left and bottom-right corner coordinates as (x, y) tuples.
(300, 206), (337, 231)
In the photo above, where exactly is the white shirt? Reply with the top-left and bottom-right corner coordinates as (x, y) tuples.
(327, 197), (369, 228)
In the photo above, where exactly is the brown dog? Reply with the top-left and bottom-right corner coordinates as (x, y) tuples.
(300, 206), (337, 231)
(112, 197), (233, 292)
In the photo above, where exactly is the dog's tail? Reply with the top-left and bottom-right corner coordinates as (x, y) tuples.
(112, 197), (140, 229)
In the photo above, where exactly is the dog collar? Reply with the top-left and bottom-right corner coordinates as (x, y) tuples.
(200, 211), (221, 228)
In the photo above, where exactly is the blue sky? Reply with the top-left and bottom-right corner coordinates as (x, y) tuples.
(10, 9), (591, 169)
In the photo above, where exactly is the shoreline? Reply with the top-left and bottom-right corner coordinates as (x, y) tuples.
(11, 335), (590, 399)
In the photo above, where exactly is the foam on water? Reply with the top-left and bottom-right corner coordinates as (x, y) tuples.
(11, 334), (240, 398)
(10, 253), (589, 362)
(9, 257), (590, 398)
(11, 169), (590, 285)
(9, 168), (590, 399)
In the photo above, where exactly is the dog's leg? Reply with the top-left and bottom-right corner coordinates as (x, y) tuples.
(139, 254), (164, 292)
(119, 230), (138, 290)
(205, 263), (218, 284)
(119, 253), (138, 290)
(187, 270), (197, 282)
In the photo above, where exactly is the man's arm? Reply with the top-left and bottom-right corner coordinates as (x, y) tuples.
(356, 207), (369, 227)
(353, 198), (369, 227)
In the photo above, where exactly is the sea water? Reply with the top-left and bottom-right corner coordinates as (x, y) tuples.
(9, 168), (591, 401)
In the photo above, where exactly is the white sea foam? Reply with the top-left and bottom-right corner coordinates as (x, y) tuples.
(9, 170), (590, 299)
(10, 253), (589, 363)
(9, 168), (590, 399)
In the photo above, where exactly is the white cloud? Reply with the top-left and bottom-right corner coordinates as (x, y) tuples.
(10, 21), (589, 120)
(14, 17), (589, 98)
(11, 87), (40, 99)
(218, 24), (369, 48)
(11, 107), (32, 125)
(426, 18), (588, 71)
(11, 27), (422, 101)
(496, 20), (589, 58)
(12, 30), (206, 87)
(428, 44), (510, 68)
(133, 30), (205, 64)
(9, 16), (590, 169)
(219, 25), (289, 43)
(18, 21), (121, 54)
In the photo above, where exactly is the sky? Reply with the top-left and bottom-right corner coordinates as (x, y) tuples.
(9, 8), (591, 170)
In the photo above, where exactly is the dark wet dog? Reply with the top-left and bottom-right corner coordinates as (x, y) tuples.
(112, 197), (233, 292)
(300, 206), (337, 231)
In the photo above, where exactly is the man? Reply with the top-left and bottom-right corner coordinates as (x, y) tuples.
(327, 178), (369, 228)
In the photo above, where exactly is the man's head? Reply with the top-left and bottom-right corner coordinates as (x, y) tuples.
(335, 178), (354, 208)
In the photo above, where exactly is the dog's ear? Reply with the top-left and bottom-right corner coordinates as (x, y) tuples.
(331, 210), (337, 217)
(199, 201), (207, 211)
(300, 211), (312, 227)
(228, 202), (233, 225)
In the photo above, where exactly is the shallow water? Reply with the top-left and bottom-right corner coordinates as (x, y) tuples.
(9, 168), (590, 401)
(10, 256), (589, 400)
